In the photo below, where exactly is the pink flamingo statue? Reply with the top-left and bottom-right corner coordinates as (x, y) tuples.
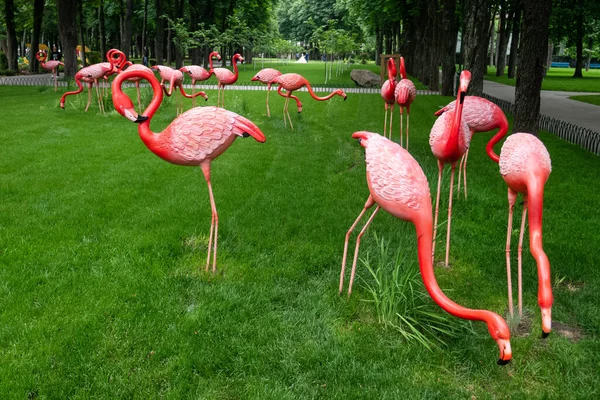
(434, 96), (509, 198)
(180, 64), (213, 107)
(380, 58), (397, 139)
(36, 50), (64, 92)
(210, 53), (243, 108)
(395, 57), (417, 148)
(60, 49), (122, 113)
(151, 65), (208, 115)
(108, 49), (153, 111)
(271, 73), (347, 129)
(498, 133), (553, 336)
(251, 68), (302, 117)
(429, 70), (471, 268)
(111, 69), (266, 272)
(340, 131), (512, 365)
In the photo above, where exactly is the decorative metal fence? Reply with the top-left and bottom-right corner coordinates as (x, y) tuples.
(481, 93), (600, 156)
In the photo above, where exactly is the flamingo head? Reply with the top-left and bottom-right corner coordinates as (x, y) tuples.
(541, 307), (552, 337)
(233, 54), (244, 64)
(486, 314), (512, 365)
(210, 52), (222, 61)
(179, 66), (190, 75)
(150, 65), (160, 72)
(458, 70), (471, 100)
(113, 90), (142, 123)
(108, 49), (128, 72)
(387, 58), (397, 81)
(336, 89), (347, 101)
(251, 72), (260, 82)
(36, 51), (47, 63)
(352, 131), (377, 148)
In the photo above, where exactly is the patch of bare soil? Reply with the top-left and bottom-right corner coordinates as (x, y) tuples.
(552, 321), (585, 343)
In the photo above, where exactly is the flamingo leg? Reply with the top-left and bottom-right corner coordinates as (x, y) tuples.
(406, 112), (410, 150)
(388, 104), (394, 141)
(201, 163), (218, 273)
(432, 160), (444, 262)
(266, 83), (271, 117)
(340, 196), (375, 294)
(463, 147), (470, 199)
(192, 84), (196, 108)
(136, 82), (141, 112)
(95, 81), (105, 114)
(505, 189), (517, 318)
(348, 206), (380, 296)
(221, 86), (225, 109)
(285, 95), (294, 130)
(444, 163), (457, 268)
(85, 83), (93, 112)
(517, 199), (528, 319)
(384, 105), (388, 138)
(457, 154), (465, 198)
(399, 110), (404, 146)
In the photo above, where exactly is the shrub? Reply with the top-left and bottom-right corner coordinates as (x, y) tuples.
(87, 51), (102, 64)
(0, 52), (7, 70)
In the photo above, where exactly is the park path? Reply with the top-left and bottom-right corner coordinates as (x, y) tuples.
(483, 80), (600, 133)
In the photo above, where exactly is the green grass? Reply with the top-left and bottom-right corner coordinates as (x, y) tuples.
(485, 66), (600, 92)
(1, 85), (600, 398)
(569, 95), (600, 106)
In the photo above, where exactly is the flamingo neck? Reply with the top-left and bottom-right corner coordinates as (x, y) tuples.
(485, 112), (509, 163)
(59, 77), (83, 107)
(231, 57), (239, 79)
(209, 52), (219, 69)
(400, 58), (407, 80)
(136, 75), (164, 148)
(305, 81), (337, 101)
(443, 91), (465, 157)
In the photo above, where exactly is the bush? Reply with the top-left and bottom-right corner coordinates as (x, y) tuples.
(87, 51), (102, 64)
(0, 52), (7, 70)
(0, 69), (17, 76)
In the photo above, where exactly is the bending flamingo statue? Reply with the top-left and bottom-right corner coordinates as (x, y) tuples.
(430, 70), (471, 268)
(434, 96), (509, 198)
(36, 50), (64, 92)
(380, 58), (397, 139)
(111, 69), (266, 272)
(272, 73), (347, 129)
(340, 131), (512, 365)
(498, 133), (552, 336)
(151, 65), (208, 115)
(395, 57), (416, 148)
(251, 68), (302, 117)
(210, 53), (243, 108)
(60, 49), (121, 113)
(109, 49), (153, 111)
(180, 64), (213, 107)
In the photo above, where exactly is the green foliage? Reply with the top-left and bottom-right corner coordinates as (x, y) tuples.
(0, 52), (7, 70)
(360, 235), (464, 350)
(569, 94), (600, 105)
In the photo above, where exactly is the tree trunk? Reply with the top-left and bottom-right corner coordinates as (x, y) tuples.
(375, 24), (382, 65)
(57, 0), (79, 77)
(441, 0), (458, 96)
(3, 0), (18, 70)
(495, 0), (510, 76)
(142, 0), (148, 63)
(155, 0), (164, 65)
(78, 0), (87, 67)
(174, 0), (185, 68)
(99, 1), (106, 60)
(463, 0), (491, 96)
(29, 0), (45, 73)
(573, 0), (584, 78)
(507, 0), (521, 79)
(513, 0), (552, 135)
(122, 0), (134, 58)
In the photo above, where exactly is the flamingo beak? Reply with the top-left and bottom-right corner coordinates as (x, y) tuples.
(251, 76), (259, 81)
(135, 115), (149, 123)
(496, 339), (512, 365)
(541, 308), (552, 338)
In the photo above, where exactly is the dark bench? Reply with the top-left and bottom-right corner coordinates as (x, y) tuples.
(550, 62), (569, 68)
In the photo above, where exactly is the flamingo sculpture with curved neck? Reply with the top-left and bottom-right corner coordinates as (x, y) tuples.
(108, 49), (153, 111)
(210, 53), (243, 108)
(429, 70), (471, 268)
(60, 49), (121, 113)
(36, 51), (64, 92)
(151, 65), (208, 115)
(380, 58), (397, 139)
(251, 68), (302, 117)
(272, 73), (347, 129)
(180, 64), (213, 107)
(111, 69), (266, 272)
(340, 131), (512, 365)
(395, 57), (417, 148)
(497, 133), (553, 337)
(434, 96), (509, 198)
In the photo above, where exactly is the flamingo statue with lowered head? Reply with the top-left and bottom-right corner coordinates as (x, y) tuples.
(180, 52), (219, 107)
(111, 69), (266, 273)
(380, 58), (397, 140)
(272, 73), (347, 129)
(108, 49), (153, 111)
(251, 68), (302, 117)
(60, 49), (121, 113)
(151, 65), (208, 115)
(434, 96), (509, 198)
(36, 51), (64, 92)
(340, 131), (512, 365)
(210, 53), (243, 108)
(429, 70), (471, 268)
(497, 133), (553, 337)
(395, 57), (417, 148)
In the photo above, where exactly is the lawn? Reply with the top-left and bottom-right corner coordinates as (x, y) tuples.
(1, 85), (599, 398)
(569, 95), (600, 106)
(485, 66), (600, 93)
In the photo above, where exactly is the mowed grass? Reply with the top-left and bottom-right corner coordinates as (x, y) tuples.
(1, 85), (600, 398)
(569, 95), (600, 106)
(485, 66), (600, 92)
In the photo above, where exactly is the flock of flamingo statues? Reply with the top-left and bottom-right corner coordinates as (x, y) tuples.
(43, 49), (553, 364)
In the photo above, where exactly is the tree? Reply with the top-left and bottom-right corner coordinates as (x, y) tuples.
(122, 0), (134, 57)
(463, 0), (492, 96)
(513, 0), (552, 134)
(29, 0), (45, 73)
(507, 0), (521, 78)
(57, 0), (79, 77)
(441, 0), (458, 96)
(3, 0), (18, 70)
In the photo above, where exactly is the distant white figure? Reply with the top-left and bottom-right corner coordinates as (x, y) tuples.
(297, 55), (307, 64)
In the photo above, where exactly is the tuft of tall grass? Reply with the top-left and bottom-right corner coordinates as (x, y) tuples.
(360, 234), (465, 350)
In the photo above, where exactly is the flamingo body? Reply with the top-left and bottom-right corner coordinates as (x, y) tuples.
(151, 65), (207, 113)
(394, 57), (417, 148)
(429, 110), (471, 163)
(181, 65), (212, 84)
(36, 51), (64, 91)
(210, 53), (243, 108)
(500, 133), (551, 189)
(252, 68), (302, 116)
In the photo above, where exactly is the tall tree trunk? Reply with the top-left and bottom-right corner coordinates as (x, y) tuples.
(463, 0), (491, 96)
(175, 0), (185, 68)
(29, 0), (45, 73)
(122, 0), (134, 58)
(573, 0), (584, 78)
(57, 0), (79, 77)
(495, 0), (510, 76)
(507, 0), (521, 79)
(441, 0), (458, 96)
(3, 0), (18, 70)
(78, 0), (87, 67)
(513, 0), (552, 135)
(142, 0), (148, 63)
(375, 24), (382, 65)
(99, 1), (106, 60)
(155, 0), (164, 65)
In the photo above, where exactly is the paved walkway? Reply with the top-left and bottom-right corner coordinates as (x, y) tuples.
(483, 80), (600, 133)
